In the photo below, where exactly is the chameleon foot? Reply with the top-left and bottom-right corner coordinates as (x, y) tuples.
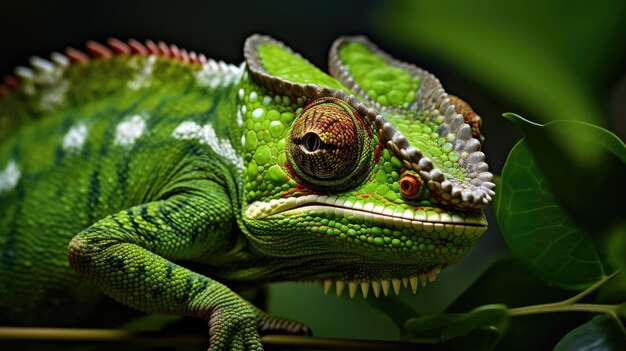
(257, 311), (312, 336)
(206, 304), (264, 351)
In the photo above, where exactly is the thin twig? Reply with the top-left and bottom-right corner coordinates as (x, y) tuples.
(559, 271), (620, 305)
(509, 303), (619, 316)
(508, 271), (621, 317)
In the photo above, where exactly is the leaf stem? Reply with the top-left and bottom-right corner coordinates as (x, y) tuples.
(508, 271), (621, 317)
(509, 303), (619, 316)
(559, 271), (619, 305)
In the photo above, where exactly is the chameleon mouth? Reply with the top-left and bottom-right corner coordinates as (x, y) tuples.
(246, 195), (487, 298)
(312, 267), (442, 299)
(245, 194), (488, 235)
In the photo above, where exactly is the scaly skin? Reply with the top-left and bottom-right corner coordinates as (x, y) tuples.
(0, 35), (494, 350)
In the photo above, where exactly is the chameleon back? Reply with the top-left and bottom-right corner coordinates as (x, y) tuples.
(0, 42), (243, 324)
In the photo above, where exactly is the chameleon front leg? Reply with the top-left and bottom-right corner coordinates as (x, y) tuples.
(67, 183), (305, 351)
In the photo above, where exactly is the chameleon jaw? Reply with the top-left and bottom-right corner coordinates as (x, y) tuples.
(313, 266), (443, 299)
(245, 194), (488, 234)
(278, 204), (487, 237)
(245, 195), (486, 297)
(246, 194), (485, 254)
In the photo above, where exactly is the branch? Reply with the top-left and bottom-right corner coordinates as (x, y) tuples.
(0, 327), (425, 350)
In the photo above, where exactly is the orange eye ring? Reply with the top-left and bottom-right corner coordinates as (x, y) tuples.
(400, 173), (421, 199)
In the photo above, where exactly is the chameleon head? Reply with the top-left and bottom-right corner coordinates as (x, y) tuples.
(239, 35), (494, 296)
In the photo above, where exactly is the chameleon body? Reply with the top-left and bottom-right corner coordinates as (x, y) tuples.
(0, 35), (494, 349)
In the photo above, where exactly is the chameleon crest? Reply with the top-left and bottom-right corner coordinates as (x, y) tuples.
(0, 34), (493, 350)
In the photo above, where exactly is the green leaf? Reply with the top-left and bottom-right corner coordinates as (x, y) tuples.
(448, 257), (585, 350)
(496, 139), (606, 289)
(554, 315), (626, 351)
(502, 114), (626, 236)
(497, 114), (626, 288)
(606, 223), (626, 271)
(403, 304), (509, 342)
(376, 0), (626, 125)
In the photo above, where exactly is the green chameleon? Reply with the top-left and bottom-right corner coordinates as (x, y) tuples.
(0, 34), (494, 349)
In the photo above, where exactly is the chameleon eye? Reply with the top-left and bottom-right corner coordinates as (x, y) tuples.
(400, 173), (422, 200)
(302, 132), (321, 153)
(287, 97), (373, 190)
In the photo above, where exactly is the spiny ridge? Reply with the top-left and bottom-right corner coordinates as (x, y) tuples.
(0, 38), (208, 98)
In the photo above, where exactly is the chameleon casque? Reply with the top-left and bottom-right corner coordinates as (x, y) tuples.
(0, 34), (494, 349)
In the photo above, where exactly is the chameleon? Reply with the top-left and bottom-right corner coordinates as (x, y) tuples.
(0, 34), (494, 350)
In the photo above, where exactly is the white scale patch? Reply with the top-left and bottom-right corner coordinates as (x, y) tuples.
(39, 79), (69, 112)
(127, 55), (157, 90)
(249, 91), (258, 102)
(195, 60), (243, 89)
(115, 115), (147, 147)
(236, 106), (244, 128)
(0, 160), (21, 193)
(236, 88), (246, 127)
(62, 122), (89, 152)
(172, 121), (243, 171)
(251, 108), (264, 119)
(19, 56), (70, 112)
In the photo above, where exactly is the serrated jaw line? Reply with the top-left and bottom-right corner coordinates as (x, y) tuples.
(318, 266), (442, 299)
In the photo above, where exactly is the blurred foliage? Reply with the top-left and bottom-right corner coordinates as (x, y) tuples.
(376, 0), (626, 127)
(554, 315), (626, 351)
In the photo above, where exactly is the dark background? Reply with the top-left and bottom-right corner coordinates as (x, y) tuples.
(2, 0), (625, 341)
